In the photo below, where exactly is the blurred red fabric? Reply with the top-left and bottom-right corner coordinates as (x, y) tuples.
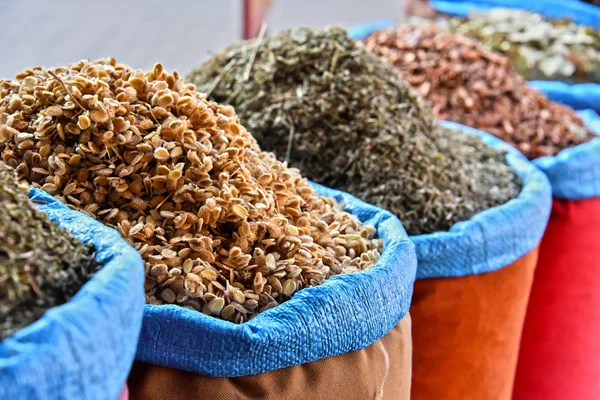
(243, 0), (273, 39)
(514, 197), (600, 400)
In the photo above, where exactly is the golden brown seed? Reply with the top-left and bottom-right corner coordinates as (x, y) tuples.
(90, 109), (109, 123)
(153, 147), (170, 162)
(200, 269), (218, 280)
(221, 304), (236, 319)
(282, 279), (296, 296)
(231, 204), (249, 219)
(208, 297), (225, 315)
(46, 105), (63, 117)
(77, 115), (91, 130)
(183, 258), (193, 274)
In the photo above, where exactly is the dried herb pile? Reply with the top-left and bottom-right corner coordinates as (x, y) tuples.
(437, 8), (600, 83)
(189, 27), (520, 235)
(0, 58), (382, 323)
(363, 24), (596, 159)
(0, 162), (100, 340)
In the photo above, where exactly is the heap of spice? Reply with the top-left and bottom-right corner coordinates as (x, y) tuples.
(435, 8), (600, 83)
(0, 162), (101, 340)
(188, 27), (520, 236)
(0, 58), (382, 323)
(363, 24), (596, 159)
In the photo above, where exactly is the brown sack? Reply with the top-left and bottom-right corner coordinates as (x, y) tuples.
(410, 248), (539, 400)
(129, 314), (412, 400)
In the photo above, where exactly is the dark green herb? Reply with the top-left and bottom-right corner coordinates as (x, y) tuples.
(188, 27), (520, 235)
(0, 162), (101, 340)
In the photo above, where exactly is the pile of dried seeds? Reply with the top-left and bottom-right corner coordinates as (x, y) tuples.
(363, 24), (596, 159)
(0, 162), (101, 340)
(189, 27), (520, 235)
(437, 8), (600, 83)
(0, 58), (382, 323)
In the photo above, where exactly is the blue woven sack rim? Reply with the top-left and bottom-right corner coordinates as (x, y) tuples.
(412, 121), (552, 279)
(0, 189), (145, 400)
(136, 184), (417, 377)
(530, 81), (600, 112)
(430, 0), (600, 29)
(530, 110), (600, 200)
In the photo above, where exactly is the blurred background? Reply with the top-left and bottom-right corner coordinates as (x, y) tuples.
(0, 0), (403, 78)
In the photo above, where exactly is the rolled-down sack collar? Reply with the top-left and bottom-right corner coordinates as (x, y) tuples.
(136, 184), (417, 378)
(413, 121), (552, 279)
(0, 189), (145, 400)
(532, 110), (600, 200)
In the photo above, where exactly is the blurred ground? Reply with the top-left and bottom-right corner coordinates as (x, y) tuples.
(0, 0), (402, 78)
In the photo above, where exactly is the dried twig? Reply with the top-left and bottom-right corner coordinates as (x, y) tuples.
(243, 23), (268, 81)
(47, 70), (86, 112)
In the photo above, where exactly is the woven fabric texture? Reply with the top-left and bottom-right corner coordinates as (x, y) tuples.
(135, 184), (417, 377)
(0, 189), (145, 400)
(530, 81), (600, 112)
(532, 110), (600, 200)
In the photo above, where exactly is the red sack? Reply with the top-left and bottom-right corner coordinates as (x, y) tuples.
(514, 111), (600, 399)
(514, 197), (600, 400)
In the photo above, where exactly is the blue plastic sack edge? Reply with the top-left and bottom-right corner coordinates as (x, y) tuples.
(0, 189), (145, 400)
(136, 184), (417, 378)
(529, 81), (600, 112)
(412, 121), (552, 279)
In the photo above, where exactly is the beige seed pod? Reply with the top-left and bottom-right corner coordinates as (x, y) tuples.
(208, 297), (225, 315)
(77, 114), (91, 130)
(153, 147), (170, 162)
(282, 279), (296, 296)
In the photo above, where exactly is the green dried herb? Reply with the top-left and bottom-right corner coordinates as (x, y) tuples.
(0, 162), (101, 340)
(432, 8), (600, 83)
(188, 27), (520, 235)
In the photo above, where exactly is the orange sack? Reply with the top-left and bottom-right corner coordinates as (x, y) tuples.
(408, 123), (552, 400)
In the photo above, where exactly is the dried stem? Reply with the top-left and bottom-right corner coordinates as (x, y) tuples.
(47, 70), (86, 112)
(243, 23), (268, 81)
